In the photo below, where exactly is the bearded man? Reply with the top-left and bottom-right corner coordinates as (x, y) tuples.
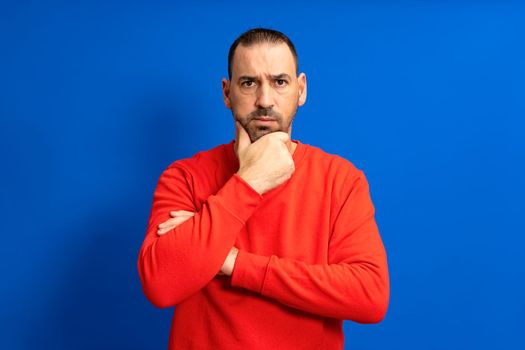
(138, 27), (389, 350)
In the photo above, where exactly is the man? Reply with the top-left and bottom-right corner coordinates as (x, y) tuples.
(138, 28), (389, 349)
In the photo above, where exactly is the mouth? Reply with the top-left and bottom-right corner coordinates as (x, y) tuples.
(253, 116), (277, 121)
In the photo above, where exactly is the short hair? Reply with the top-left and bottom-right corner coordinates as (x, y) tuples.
(227, 28), (299, 79)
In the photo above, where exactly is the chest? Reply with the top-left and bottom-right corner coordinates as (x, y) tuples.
(195, 169), (337, 263)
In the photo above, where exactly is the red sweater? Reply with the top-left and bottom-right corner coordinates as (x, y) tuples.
(138, 140), (389, 350)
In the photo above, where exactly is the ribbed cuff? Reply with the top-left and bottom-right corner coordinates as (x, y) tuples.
(215, 174), (263, 223)
(231, 249), (271, 293)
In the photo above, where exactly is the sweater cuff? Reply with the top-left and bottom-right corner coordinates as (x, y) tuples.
(215, 174), (263, 223)
(231, 249), (271, 293)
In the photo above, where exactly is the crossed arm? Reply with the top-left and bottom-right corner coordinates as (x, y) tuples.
(139, 123), (388, 321)
(157, 210), (239, 276)
(138, 166), (389, 323)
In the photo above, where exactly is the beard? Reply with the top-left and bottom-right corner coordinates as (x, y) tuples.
(233, 107), (297, 142)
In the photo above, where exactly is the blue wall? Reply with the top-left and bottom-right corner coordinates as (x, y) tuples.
(1, 1), (524, 349)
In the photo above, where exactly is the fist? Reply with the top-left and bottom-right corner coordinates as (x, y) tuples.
(235, 121), (295, 194)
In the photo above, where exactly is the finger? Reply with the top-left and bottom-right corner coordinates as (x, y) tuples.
(270, 131), (291, 143)
(157, 218), (186, 234)
(170, 210), (195, 217)
(159, 219), (182, 229)
(158, 217), (178, 229)
(157, 224), (175, 234)
(235, 121), (251, 154)
(157, 228), (171, 235)
(266, 131), (291, 149)
(157, 224), (173, 235)
(158, 215), (192, 229)
(157, 217), (190, 235)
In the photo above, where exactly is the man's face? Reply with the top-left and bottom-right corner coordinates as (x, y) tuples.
(222, 42), (307, 142)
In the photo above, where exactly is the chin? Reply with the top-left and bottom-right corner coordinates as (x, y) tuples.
(249, 127), (279, 142)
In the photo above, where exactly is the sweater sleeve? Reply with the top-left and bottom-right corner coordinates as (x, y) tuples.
(138, 164), (262, 308)
(230, 170), (389, 323)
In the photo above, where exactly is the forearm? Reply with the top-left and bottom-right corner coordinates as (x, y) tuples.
(138, 172), (261, 308)
(231, 248), (389, 323)
(231, 170), (390, 322)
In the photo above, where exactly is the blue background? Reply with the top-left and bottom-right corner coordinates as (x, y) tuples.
(1, 1), (524, 349)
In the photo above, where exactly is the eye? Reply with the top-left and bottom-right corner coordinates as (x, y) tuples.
(275, 79), (288, 87)
(241, 80), (255, 88)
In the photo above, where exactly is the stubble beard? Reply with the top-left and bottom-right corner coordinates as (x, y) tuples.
(234, 107), (297, 143)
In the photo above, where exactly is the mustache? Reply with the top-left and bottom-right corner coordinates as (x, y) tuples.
(248, 108), (282, 120)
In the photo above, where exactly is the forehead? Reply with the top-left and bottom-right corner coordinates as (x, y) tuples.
(231, 42), (296, 78)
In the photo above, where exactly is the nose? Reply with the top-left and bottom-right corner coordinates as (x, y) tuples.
(255, 82), (274, 110)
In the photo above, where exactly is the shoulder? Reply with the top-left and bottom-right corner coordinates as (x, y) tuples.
(300, 143), (371, 207)
(153, 142), (232, 197)
(164, 141), (233, 176)
(301, 142), (363, 180)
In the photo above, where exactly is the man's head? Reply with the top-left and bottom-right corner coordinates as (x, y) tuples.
(222, 28), (307, 142)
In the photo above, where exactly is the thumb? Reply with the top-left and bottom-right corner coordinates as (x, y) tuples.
(235, 121), (251, 155)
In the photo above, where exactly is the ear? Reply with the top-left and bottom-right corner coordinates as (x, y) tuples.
(297, 72), (307, 107)
(222, 78), (232, 109)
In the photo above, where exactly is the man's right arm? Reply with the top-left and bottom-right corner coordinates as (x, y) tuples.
(139, 122), (295, 308)
(137, 163), (262, 308)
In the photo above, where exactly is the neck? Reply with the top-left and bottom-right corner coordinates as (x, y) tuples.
(287, 140), (297, 155)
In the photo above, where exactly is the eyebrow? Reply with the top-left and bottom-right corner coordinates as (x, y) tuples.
(237, 75), (256, 82)
(237, 73), (292, 82)
(271, 73), (292, 80)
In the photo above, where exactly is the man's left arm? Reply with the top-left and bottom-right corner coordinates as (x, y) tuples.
(230, 171), (389, 323)
(160, 170), (389, 322)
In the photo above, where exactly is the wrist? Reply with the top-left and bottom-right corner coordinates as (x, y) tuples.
(222, 247), (239, 276)
(237, 171), (265, 194)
